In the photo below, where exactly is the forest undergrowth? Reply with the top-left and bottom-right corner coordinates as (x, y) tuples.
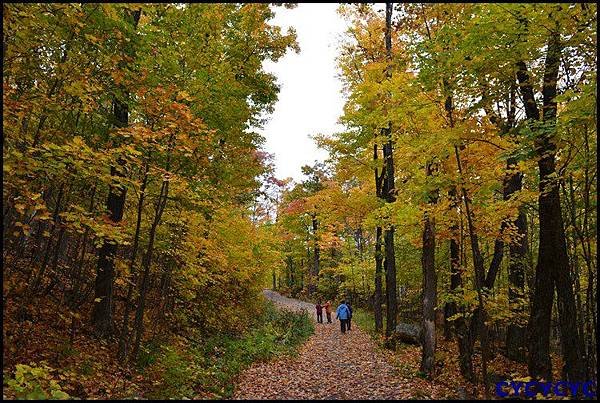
(3, 298), (313, 400)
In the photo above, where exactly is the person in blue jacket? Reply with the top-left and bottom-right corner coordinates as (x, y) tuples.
(346, 301), (353, 331)
(335, 300), (350, 333)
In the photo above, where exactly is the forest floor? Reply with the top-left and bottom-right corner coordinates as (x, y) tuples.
(232, 290), (470, 400)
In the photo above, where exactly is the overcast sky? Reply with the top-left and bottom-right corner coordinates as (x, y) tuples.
(259, 3), (350, 182)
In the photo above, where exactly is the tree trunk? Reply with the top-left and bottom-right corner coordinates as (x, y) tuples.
(443, 91), (477, 380)
(420, 168), (437, 376)
(118, 162), (148, 362)
(311, 214), (319, 294)
(373, 138), (385, 333)
(454, 145), (490, 396)
(92, 162), (127, 337)
(374, 226), (384, 332)
(69, 184), (97, 307)
(30, 181), (66, 293)
(131, 178), (169, 362)
(483, 81), (528, 362)
(444, 227), (461, 343)
(446, 187), (474, 381)
(383, 1), (397, 344)
(505, 158), (528, 362)
(539, 30), (585, 383)
(520, 27), (586, 382)
(92, 9), (141, 338)
(516, 58), (553, 380)
(286, 255), (294, 288)
(131, 127), (173, 362)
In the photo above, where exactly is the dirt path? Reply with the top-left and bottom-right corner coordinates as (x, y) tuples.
(232, 290), (442, 400)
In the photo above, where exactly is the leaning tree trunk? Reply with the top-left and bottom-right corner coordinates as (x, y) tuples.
(131, 128), (175, 362)
(131, 178), (169, 362)
(484, 84), (529, 362)
(118, 161), (149, 362)
(443, 91), (476, 381)
(454, 145), (490, 397)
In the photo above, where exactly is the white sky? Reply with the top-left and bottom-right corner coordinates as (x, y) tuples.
(259, 3), (350, 182)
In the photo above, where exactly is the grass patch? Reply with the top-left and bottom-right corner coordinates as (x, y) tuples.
(143, 300), (314, 400)
(352, 308), (386, 339)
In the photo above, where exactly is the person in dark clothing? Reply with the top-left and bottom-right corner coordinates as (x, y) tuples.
(315, 301), (323, 324)
(346, 302), (353, 331)
(336, 300), (350, 334)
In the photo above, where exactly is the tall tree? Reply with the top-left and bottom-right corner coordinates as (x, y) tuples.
(374, 142), (384, 332)
(382, 1), (398, 344)
(520, 12), (586, 382)
(420, 162), (437, 376)
(310, 212), (320, 295)
(447, 188), (474, 381)
(92, 8), (141, 338)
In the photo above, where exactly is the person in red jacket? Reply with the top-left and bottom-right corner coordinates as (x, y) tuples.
(315, 301), (323, 324)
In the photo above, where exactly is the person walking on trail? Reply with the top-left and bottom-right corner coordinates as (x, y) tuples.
(336, 300), (350, 334)
(315, 301), (323, 324)
(324, 301), (332, 323)
(346, 301), (353, 331)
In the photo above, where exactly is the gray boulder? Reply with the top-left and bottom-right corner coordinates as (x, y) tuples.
(394, 323), (421, 345)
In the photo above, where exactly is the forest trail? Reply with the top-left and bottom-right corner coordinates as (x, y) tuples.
(232, 290), (433, 400)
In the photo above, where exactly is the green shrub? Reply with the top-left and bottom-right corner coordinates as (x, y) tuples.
(136, 301), (314, 399)
(352, 308), (380, 337)
(57, 343), (78, 359)
(78, 359), (94, 376)
(5, 362), (70, 400)
(145, 346), (195, 400)
(136, 339), (163, 370)
(191, 301), (313, 398)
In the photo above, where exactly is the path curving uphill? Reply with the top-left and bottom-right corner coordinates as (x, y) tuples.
(232, 290), (442, 400)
